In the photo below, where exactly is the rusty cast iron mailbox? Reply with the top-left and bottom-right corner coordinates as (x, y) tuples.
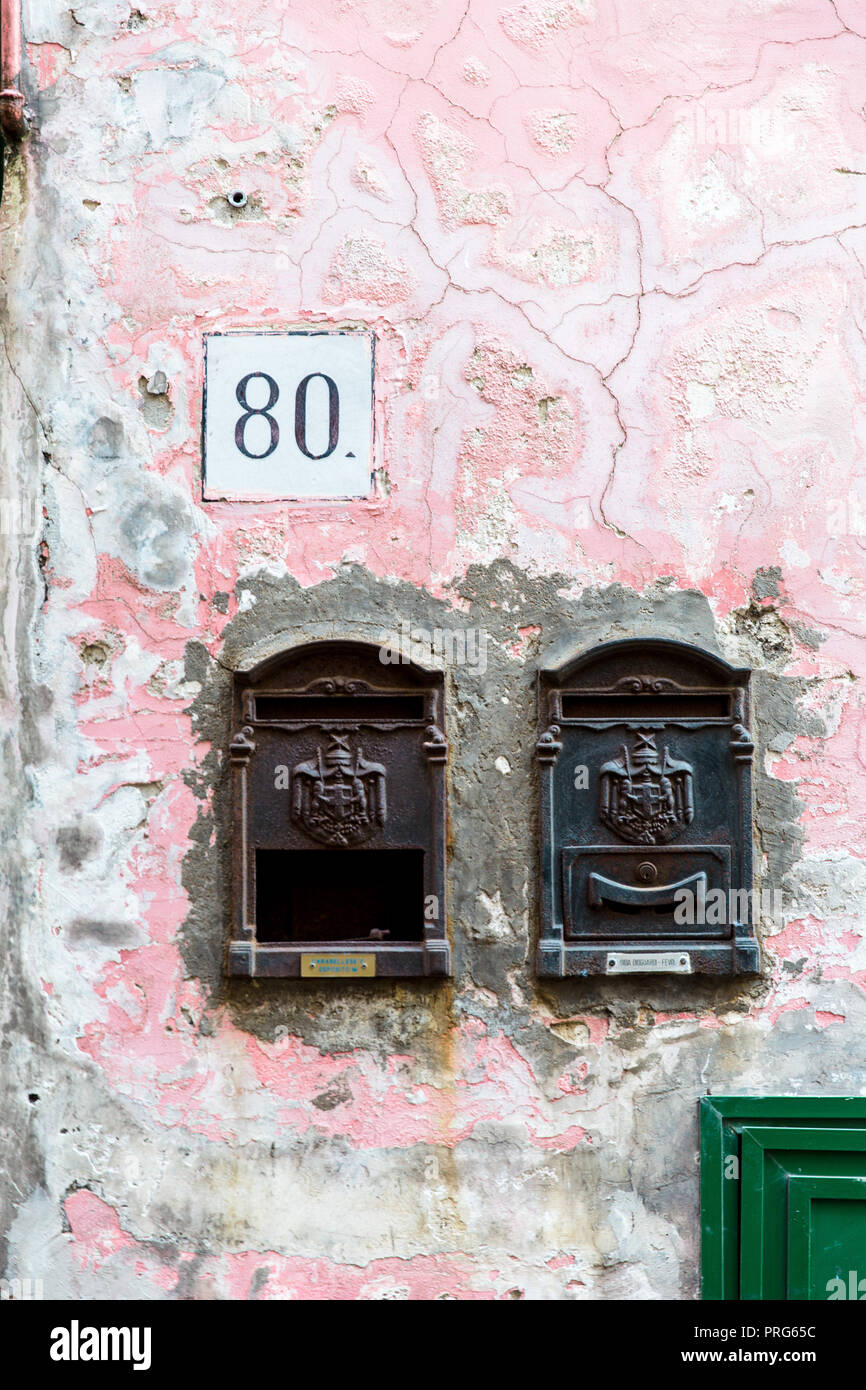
(536, 639), (758, 977)
(228, 640), (449, 978)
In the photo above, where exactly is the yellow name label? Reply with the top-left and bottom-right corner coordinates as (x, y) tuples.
(301, 953), (376, 978)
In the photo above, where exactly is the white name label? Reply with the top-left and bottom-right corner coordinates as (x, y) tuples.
(203, 331), (373, 500)
(606, 952), (692, 975)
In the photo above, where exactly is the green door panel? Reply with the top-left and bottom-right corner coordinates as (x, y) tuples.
(738, 1128), (866, 1300)
(787, 1176), (866, 1301)
(700, 1097), (866, 1301)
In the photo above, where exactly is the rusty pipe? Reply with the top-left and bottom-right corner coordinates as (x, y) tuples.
(0, 0), (27, 142)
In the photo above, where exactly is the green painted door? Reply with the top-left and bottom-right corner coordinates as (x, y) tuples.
(700, 1096), (866, 1300)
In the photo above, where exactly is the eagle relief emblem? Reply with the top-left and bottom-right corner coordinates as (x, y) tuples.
(291, 734), (387, 846)
(599, 730), (694, 845)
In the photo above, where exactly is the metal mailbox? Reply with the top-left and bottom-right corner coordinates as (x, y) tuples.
(227, 640), (449, 978)
(536, 638), (758, 977)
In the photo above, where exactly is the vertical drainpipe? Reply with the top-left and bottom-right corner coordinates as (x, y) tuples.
(1, 0), (28, 155)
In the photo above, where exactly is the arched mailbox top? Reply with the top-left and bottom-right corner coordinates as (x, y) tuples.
(234, 639), (444, 732)
(539, 638), (751, 729)
(237, 638), (444, 691)
(540, 637), (750, 690)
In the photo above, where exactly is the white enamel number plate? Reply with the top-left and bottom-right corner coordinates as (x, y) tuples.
(203, 331), (374, 500)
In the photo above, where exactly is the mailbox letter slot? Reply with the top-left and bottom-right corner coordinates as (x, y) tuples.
(537, 639), (759, 977)
(587, 869), (707, 911)
(228, 640), (449, 978)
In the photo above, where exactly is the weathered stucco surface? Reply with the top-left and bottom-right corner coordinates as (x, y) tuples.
(2, 0), (866, 1299)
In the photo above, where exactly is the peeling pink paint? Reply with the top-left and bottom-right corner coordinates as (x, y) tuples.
(25, 41), (69, 90)
(65, 1191), (137, 1270)
(62, 1193), (496, 1299)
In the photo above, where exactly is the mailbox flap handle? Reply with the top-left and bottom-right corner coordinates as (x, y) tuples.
(588, 870), (707, 911)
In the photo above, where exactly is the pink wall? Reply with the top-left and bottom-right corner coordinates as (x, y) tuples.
(2, 0), (866, 1299)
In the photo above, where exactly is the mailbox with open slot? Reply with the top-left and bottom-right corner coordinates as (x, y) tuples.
(536, 639), (759, 977)
(227, 640), (449, 978)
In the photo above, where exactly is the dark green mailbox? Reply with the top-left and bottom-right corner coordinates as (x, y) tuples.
(537, 639), (758, 977)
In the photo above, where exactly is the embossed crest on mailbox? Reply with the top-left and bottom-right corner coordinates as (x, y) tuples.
(536, 639), (758, 978)
(228, 641), (449, 978)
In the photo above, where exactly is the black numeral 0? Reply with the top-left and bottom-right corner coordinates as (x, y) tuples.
(235, 372), (280, 459)
(295, 373), (339, 459)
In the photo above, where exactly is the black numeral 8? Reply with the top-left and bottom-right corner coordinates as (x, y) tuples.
(235, 372), (280, 459)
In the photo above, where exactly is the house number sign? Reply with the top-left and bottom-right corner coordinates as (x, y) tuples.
(203, 330), (374, 500)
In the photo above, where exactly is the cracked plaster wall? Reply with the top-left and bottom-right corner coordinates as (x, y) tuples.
(2, 0), (866, 1300)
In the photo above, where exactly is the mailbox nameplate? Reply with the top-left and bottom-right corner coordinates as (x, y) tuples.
(606, 952), (691, 975)
(301, 953), (376, 978)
